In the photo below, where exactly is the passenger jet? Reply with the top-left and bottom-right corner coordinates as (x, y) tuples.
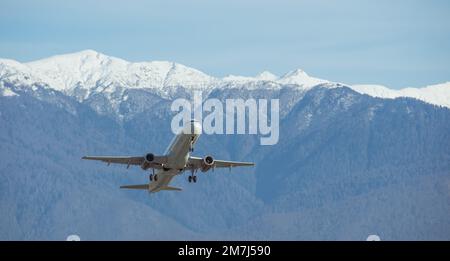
(82, 120), (254, 193)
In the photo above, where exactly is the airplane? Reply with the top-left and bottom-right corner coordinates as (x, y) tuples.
(82, 120), (255, 193)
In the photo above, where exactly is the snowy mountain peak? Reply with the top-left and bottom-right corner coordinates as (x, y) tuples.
(58, 49), (103, 58)
(255, 71), (278, 81)
(23, 50), (127, 92)
(15, 50), (218, 97)
(282, 68), (309, 78)
(27, 49), (120, 68)
(163, 62), (217, 87)
(75, 49), (103, 56)
(278, 68), (328, 87)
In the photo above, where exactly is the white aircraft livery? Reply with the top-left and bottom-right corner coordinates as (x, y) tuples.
(82, 120), (255, 193)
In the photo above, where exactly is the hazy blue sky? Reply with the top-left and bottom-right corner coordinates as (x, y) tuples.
(0, 0), (449, 88)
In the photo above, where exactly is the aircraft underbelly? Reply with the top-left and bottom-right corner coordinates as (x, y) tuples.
(149, 169), (178, 192)
(167, 134), (195, 169)
(149, 127), (200, 192)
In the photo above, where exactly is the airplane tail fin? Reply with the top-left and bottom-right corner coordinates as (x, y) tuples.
(160, 186), (182, 191)
(120, 184), (149, 190)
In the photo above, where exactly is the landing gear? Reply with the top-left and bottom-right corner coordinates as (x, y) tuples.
(188, 175), (197, 183)
(154, 174), (158, 181)
(188, 169), (197, 183)
(189, 136), (195, 152)
(149, 169), (156, 182)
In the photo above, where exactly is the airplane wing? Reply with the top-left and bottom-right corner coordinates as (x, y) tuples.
(188, 156), (255, 170)
(213, 159), (255, 168)
(82, 155), (167, 169)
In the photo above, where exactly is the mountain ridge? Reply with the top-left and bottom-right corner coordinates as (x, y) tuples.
(2, 50), (448, 109)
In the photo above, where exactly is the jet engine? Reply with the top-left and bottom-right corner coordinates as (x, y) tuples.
(201, 155), (214, 172)
(141, 153), (155, 170)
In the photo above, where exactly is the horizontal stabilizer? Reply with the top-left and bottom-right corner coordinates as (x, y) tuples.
(160, 186), (182, 191)
(120, 184), (148, 190)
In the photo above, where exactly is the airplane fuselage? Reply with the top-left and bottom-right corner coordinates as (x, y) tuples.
(149, 121), (201, 192)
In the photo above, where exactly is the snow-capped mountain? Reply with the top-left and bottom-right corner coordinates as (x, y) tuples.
(351, 83), (450, 109)
(1, 50), (218, 100)
(1, 50), (449, 110)
(0, 50), (329, 95)
(277, 68), (328, 87)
